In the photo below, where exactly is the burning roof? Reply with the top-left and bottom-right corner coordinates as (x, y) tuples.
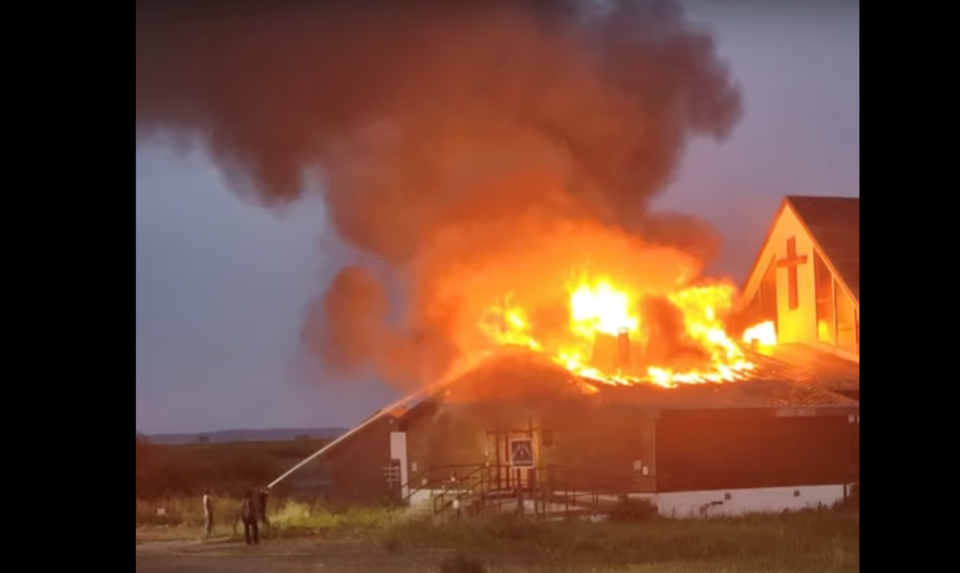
(744, 344), (859, 393)
(457, 263), (771, 389)
(387, 253), (859, 411)
(433, 342), (857, 411)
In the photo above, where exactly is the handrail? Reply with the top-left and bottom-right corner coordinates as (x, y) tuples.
(447, 471), (489, 515)
(396, 463), (489, 508)
(394, 462), (651, 520)
(432, 464), (491, 515)
(460, 465), (624, 518)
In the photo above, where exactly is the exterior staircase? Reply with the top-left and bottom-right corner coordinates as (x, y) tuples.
(395, 464), (646, 522)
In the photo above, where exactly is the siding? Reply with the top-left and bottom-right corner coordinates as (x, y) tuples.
(655, 411), (851, 492)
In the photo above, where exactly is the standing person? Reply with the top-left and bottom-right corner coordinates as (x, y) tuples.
(256, 487), (270, 526)
(240, 490), (259, 546)
(202, 488), (214, 536)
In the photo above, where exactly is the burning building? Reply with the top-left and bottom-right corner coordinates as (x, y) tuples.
(739, 196), (860, 398)
(135, 1), (858, 519)
(279, 195), (860, 519)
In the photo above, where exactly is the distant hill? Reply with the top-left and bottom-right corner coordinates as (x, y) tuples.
(147, 427), (348, 445)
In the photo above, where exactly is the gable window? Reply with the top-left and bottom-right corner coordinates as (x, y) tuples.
(745, 256), (779, 331)
(814, 250), (836, 344)
(759, 255), (778, 330)
(835, 281), (858, 355)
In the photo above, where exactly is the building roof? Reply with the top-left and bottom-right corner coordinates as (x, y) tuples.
(785, 195), (860, 301)
(420, 348), (858, 413)
(745, 343), (859, 392)
(592, 378), (856, 410)
(588, 347), (857, 410)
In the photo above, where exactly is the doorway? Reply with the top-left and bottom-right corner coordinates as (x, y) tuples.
(486, 426), (538, 491)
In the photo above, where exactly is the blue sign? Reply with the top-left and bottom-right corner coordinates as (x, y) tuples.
(510, 438), (535, 467)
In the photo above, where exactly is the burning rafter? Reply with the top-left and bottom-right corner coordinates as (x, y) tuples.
(472, 274), (774, 390)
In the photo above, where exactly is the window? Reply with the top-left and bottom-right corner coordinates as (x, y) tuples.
(814, 250), (836, 344)
(744, 256), (778, 329)
(836, 281), (857, 354)
(541, 429), (554, 448)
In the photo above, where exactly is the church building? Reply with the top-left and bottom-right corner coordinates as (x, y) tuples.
(279, 195), (861, 518)
(738, 195), (859, 398)
(741, 195), (859, 357)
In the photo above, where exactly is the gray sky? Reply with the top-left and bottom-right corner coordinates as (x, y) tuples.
(135, 1), (859, 434)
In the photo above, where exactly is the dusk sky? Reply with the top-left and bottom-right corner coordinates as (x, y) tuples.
(135, 1), (859, 435)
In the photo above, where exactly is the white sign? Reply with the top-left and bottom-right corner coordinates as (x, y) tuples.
(509, 438), (535, 468)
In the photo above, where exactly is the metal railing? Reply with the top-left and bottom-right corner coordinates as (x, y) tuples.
(395, 463), (645, 520)
(397, 463), (488, 507)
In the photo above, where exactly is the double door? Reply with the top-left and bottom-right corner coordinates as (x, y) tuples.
(486, 428), (538, 491)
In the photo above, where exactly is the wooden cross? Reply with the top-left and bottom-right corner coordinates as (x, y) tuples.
(776, 237), (807, 310)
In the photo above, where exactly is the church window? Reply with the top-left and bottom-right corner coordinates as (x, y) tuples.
(836, 281), (857, 354)
(814, 250), (836, 345)
(745, 256), (778, 330)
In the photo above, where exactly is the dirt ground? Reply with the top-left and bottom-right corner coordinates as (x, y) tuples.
(136, 537), (455, 573)
(135, 537), (835, 573)
(135, 524), (857, 573)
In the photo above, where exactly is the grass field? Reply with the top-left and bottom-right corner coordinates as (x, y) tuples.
(136, 437), (859, 572)
(135, 436), (330, 498)
(135, 497), (859, 573)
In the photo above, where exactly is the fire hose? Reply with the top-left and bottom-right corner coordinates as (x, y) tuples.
(266, 367), (468, 490)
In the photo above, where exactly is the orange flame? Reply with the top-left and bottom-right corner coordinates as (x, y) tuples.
(477, 274), (765, 389)
(743, 320), (777, 347)
(428, 219), (778, 393)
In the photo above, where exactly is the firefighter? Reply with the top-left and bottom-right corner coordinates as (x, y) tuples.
(256, 487), (270, 526)
(240, 490), (259, 545)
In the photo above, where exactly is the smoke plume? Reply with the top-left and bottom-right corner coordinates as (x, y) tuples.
(136, 0), (743, 389)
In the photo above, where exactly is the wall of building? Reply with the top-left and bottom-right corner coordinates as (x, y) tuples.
(403, 401), (493, 486)
(655, 410), (852, 492)
(850, 415), (859, 478)
(541, 404), (657, 492)
(318, 398), (858, 509)
(743, 206), (819, 345)
(657, 485), (846, 518)
(320, 415), (399, 505)
(401, 399), (660, 493)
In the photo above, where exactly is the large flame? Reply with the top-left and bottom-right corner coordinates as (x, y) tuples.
(475, 274), (770, 389)
(743, 320), (777, 347)
(428, 218), (777, 393)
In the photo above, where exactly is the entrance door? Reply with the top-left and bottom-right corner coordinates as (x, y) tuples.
(486, 429), (537, 491)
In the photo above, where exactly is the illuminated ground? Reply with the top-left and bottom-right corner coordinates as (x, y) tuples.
(136, 538), (442, 573)
(135, 528), (859, 573)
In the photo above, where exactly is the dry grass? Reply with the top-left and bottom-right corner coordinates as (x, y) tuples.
(384, 510), (858, 572)
(136, 496), (243, 526)
(136, 497), (859, 572)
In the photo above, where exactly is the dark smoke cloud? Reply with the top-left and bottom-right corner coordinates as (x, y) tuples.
(136, 0), (742, 389)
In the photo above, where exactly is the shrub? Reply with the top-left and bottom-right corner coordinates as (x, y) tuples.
(606, 496), (658, 521)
